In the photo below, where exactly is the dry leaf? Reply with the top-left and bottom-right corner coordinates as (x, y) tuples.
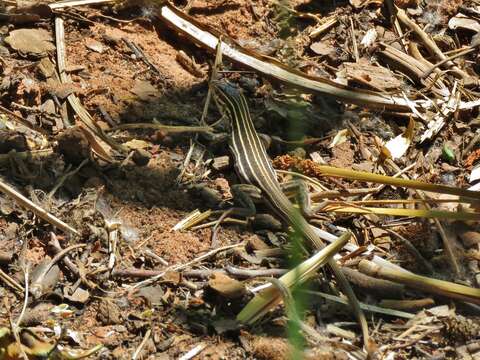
(5, 28), (55, 57)
(384, 118), (415, 159)
(85, 38), (105, 53)
(350, 0), (383, 9)
(361, 28), (377, 47)
(124, 139), (151, 150)
(329, 129), (349, 148)
(448, 14), (480, 33)
(78, 125), (114, 162)
(131, 80), (160, 101)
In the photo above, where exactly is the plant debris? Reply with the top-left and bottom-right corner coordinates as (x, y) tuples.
(0, 0), (479, 358)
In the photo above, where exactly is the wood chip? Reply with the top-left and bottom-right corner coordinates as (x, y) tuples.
(208, 272), (246, 299)
(341, 61), (403, 91)
(212, 155), (230, 171)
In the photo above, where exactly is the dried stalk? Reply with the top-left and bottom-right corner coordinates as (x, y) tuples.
(55, 17), (125, 157)
(395, 7), (468, 80)
(0, 178), (79, 235)
(157, 4), (417, 111)
(359, 260), (480, 305)
(237, 232), (349, 324)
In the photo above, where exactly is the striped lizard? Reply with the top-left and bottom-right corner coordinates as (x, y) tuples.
(213, 80), (369, 343)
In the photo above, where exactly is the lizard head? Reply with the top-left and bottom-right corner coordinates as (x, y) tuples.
(212, 80), (244, 116)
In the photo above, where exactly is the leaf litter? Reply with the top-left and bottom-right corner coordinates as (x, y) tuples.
(0, 0), (479, 358)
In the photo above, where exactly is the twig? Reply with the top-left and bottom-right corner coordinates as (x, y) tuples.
(173, 209), (213, 231)
(395, 7), (468, 79)
(383, 228), (433, 275)
(384, 158), (461, 277)
(143, 249), (169, 266)
(379, 298), (434, 311)
(0, 149), (53, 167)
(178, 343), (207, 360)
(176, 140), (196, 183)
(111, 123), (213, 133)
(129, 243), (244, 290)
(49, 233), (97, 289)
(157, 4), (418, 111)
(0, 269), (24, 294)
(0, 104), (47, 135)
(302, 290), (414, 319)
(10, 102), (60, 123)
(201, 36), (223, 125)
(0, 178), (79, 235)
(132, 329), (151, 360)
(107, 223), (119, 271)
(309, 16), (337, 38)
(276, 169), (328, 191)
(350, 18), (359, 63)
(48, 0), (113, 9)
(9, 319), (29, 360)
(55, 17), (126, 155)
(378, 43), (446, 93)
(359, 259), (480, 305)
(341, 267), (405, 298)
(226, 266), (287, 278)
(384, 0), (408, 52)
(421, 45), (480, 79)
(211, 208), (233, 248)
(310, 187), (379, 201)
(30, 243), (86, 298)
(122, 38), (163, 76)
(190, 217), (247, 230)
(48, 158), (88, 199)
(15, 267), (29, 328)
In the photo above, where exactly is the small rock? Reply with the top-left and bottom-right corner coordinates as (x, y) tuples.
(246, 235), (271, 253)
(459, 231), (480, 248)
(288, 147), (306, 159)
(65, 64), (86, 73)
(84, 176), (105, 188)
(252, 213), (282, 231)
(208, 272), (246, 299)
(39, 99), (55, 114)
(102, 33), (122, 47)
(0, 45), (9, 57)
(64, 287), (90, 304)
(310, 42), (336, 58)
(56, 126), (90, 164)
(131, 80), (159, 101)
(30, 261), (60, 299)
(20, 302), (53, 326)
(212, 318), (239, 334)
(189, 184), (222, 208)
(310, 151), (327, 164)
(85, 38), (105, 53)
(342, 61), (403, 91)
(0, 130), (29, 153)
(97, 299), (123, 325)
(132, 148), (151, 166)
(45, 82), (79, 100)
(136, 285), (164, 305)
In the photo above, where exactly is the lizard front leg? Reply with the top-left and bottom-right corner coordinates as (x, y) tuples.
(230, 183), (261, 217)
(230, 184), (281, 230)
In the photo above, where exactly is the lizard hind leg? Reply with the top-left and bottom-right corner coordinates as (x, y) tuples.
(280, 180), (326, 219)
